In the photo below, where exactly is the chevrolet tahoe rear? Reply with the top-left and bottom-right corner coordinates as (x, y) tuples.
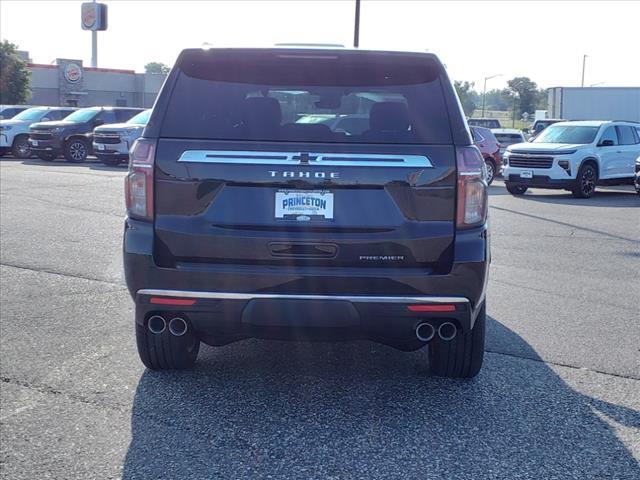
(123, 47), (490, 378)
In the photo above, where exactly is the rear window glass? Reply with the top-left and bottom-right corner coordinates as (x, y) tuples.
(468, 119), (500, 128)
(494, 133), (523, 143)
(160, 51), (452, 144)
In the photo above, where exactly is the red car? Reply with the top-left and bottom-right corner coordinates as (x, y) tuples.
(470, 126), (501, 185)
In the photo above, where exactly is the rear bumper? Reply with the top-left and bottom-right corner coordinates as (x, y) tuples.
(124, 218), (489, 347)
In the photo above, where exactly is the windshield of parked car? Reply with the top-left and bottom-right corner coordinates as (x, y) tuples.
(533, 125), (599, 144)
(12, 108), (48, 121)
(127, 110), (151, 125)
(63, 108), (99, 123)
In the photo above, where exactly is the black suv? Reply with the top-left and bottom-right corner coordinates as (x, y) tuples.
(124, 48), (490, 378)
(28, 107), (143, 162)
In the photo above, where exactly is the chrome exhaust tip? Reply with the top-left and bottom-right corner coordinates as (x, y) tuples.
(438, 322), (457, 341)
(415, 322), (436, 342)
(168, 317), (188, 337)
(148, 315), (166, 335)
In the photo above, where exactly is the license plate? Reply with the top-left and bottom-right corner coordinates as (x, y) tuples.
(96, 144), (105, 151)
(520, 170), (533, 179)
(30, 140), (38, 146)
(275, 191), (334, 219)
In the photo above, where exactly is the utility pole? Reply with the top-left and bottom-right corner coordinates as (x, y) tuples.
(90, 0), (97, 67)
(581, 54), (588, 87)
(481, 74), (501, 117)
(354, 0), (361, 48)
(91, 29), (97, 67)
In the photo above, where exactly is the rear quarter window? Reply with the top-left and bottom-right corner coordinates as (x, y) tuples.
(159, 51), (453, 145)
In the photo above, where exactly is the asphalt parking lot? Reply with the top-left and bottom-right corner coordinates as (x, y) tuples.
(1, 156), (639, 480)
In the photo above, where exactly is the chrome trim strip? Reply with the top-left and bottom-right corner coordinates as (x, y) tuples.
(137, 289), (468, 304)
(178, 150), (433, 168)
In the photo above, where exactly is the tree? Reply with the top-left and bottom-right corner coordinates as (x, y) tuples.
(484, 88), (514, 111)
(507, 77), (540, 116)
(454, 80), (479, 116)
(144, 62), (170, 74)
(0, 40), (31, 104)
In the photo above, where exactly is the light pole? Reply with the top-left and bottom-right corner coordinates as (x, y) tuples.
(354, 0), (361, 48)
(581, 54), (588, 87)
(481, 74), (502, 117)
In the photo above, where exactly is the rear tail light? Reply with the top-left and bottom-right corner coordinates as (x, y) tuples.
(456, 146), (488, 228)
(125, 138), (156, 221)
(407, 304), (456, 312)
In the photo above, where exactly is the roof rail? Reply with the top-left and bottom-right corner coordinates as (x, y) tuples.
(274, 43), (346, 48)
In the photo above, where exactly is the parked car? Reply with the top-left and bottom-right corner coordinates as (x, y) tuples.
(468, 118), (502, 129)
(93, 109), (151, 166)
(0, 105), (32, 120)
(491, 128), (527, 156)
(529, 119), (564, 139)
(471, 126), (501, 185)
(28, 107), (143, 162)
(0, 107), (76, 158)
(503, 120), (640, 198)
(635, 156), (640, 196)
(124, 47), (490, 378)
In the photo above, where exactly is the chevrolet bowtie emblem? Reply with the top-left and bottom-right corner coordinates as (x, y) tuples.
(292, 153), (317, 164)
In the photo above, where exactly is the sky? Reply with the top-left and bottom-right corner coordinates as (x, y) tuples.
(1, 0), (639, 91)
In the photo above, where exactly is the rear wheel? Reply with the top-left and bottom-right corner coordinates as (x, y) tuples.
(37, 152), (56, 161)
(12, 135), (31, 158)
(136, 315), (200, 370)
(505, 183), (528, 195)
(484, 159), (496, 185)
(572, 163), (597, 198)
(428, 303), (485, 378)
(64, 138), (89, 163)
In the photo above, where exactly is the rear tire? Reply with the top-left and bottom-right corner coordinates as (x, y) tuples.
(505, 183), (528, 195)
(428, 303), (486, 378)
(64, 138), (89, 163)
(572, 163), (597, 198)
(136, 316), (200, 370)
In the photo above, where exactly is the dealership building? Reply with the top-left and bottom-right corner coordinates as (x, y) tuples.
(20, 53), (166, 108)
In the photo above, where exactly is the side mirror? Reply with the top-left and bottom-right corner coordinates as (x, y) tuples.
(599, 139), (614, 147)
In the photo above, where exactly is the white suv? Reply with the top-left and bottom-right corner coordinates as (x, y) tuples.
(503, 121), (640, 198)
(0, 107), (75, 158)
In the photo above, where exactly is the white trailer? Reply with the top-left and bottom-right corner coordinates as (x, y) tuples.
(547, 87), (640, 122)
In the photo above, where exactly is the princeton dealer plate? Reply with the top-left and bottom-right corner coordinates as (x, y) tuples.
(275, 190), (334, 219)
(520, 170), (534, 179)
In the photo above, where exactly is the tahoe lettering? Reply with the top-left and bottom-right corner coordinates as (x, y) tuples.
(269, 171), (340, 179)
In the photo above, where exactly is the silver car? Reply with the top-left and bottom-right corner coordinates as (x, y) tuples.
(93, 109), (151, 166)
